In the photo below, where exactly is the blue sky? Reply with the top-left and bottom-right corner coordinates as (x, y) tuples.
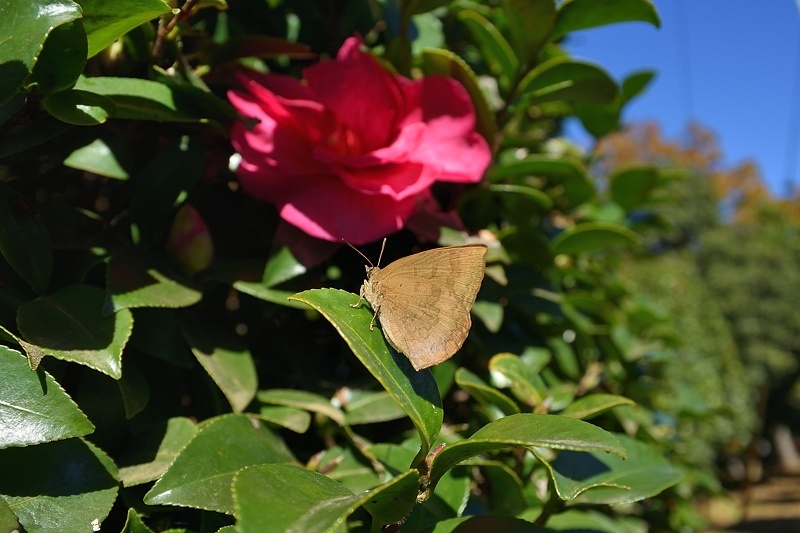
(563, 0), (800, 197)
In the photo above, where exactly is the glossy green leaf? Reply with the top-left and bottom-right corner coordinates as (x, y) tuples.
(233, 282), (309, 309)
(257, 388), (345, 426)
(315, 445), (382, 493)
(621, 70), (656, 102)
(263, 245), (308, 286)
(560, 394), (635, 420)
(518, 57), (618, 105)
(118, 417), (198, 487)
(471, 300), (504, 333)
(26, 19), (87, 95)
(431, 515), (550, 532)
(489, 155), (594, 207)
(344, 390), (407, 425)
(73, 76), (222, 122)
(106, 248), (202, 312)
(536, 434), (681, 504)
(63, 137), (133, 179)
(144, 414), (296, 514)
(0, 115), (74, 158)
(121, 508), (155, 533)
(289, 289), (443, 467)
(553, 0), (660, 40)
(42, 88), (115, 125)
(457, 10), (518, 90)
(550, 222), (642, 255)
(257, 405), (312, 433)
(0, 182), (53, 293)
(489, 183), (554, 211)
(488, 353), (546, 406)
(233, 464), (418, 531)
(429, 414), (625, 490)
(0, 346), (94, 448)
(77, 0), (172, 57)
(179, 313), (258, 413)
(478, 461), (527, 516)
(499, 0), (555, 66)
(421, 48), (497, 145)
(17, 285), (133, 379)
(0, 499), (19, 533)
(609, 167), (660, 210)
(128, 137), (205, 237)
(545, 509), (644, 533)
(455, 367), (520, 416)
(0, 438), (119, 532)
(0, 0), (82, 105)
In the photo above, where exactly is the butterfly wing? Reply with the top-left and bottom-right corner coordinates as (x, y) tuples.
(373, 245), (487, 370)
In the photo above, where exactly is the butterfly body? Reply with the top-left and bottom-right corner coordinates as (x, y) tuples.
(357, 244), (487, 371)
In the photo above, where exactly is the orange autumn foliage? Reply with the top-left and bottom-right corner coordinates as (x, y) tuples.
(595, 121), (800, 223)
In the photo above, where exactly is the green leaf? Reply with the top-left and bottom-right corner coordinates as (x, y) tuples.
(63, 136), (133, 179)
(477, 461), (527, 516)
(0, 346), (94, 448)
(489, 155), (594, 207)
(559, 394), (635, 420)
(121, 508), (155, 533)
(421, 48), (497, 145)
(488, 353), (547, 406)
(257, 388), (345, 426)
(428, 413), (625, 491)
(77, 0), (172, 57)
(0, 183), (52, 293)
(457, 10), (518, 91)
(118, 417), (198, 487)
(455, 367), (520, 417)
(550, 222), (642, 255)
(73, 76), (224, 122)
(257, 406), (311, 433)
(609, 167), (660, 210)
(489, 183), (554, 211)
(289, 289), (443, 467)
(0, 115), (74, 158)
(233, 464), (418, 531)
(106, 248), (202, 312)
(144, 414), (296, 514)
(0, 438), (119, 532)
(0, 499), (20, 533)
(128, 137), (205, 237)
(499, 0), (556, 66)
(233, 282), (309, 309)
(621, 70), (656, 102)
(518, 57), (618, 105)
(553, 0), (660, 40)
(17, 284), (133, 379)
(26, 19), (87, 96)
(0, 0), (82, 105)
(430, 516), (550, 532)
(42, 88), (115, 125)
(179, 312), (258, 413)
(263, 245), (308, 286)
(344, 390), (407, 426)
(536, 434), (682, 504)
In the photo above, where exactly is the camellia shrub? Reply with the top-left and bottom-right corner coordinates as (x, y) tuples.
(0, 1), (724, 531)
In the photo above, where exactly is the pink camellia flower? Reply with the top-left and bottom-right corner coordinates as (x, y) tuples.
(228, 35), (491, 245)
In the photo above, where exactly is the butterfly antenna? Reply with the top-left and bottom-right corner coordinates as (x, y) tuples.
(342, 239), (374, 267)
(376, 238), (387, 267)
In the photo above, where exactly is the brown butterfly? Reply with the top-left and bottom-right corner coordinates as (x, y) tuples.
(350, 241), (487, 371)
